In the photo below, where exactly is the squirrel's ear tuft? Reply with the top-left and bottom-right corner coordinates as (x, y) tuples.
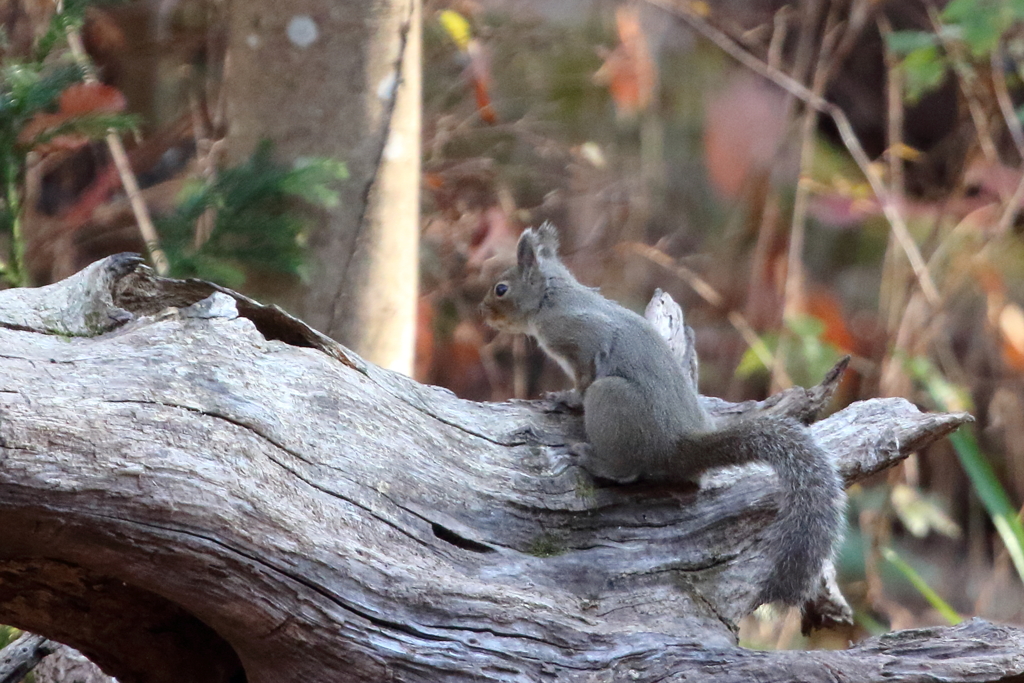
(535, 221), (560, 257)
(516, 229), (540, 270)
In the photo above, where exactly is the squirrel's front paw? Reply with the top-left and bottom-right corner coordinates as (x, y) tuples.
(544, 389), (584, 412)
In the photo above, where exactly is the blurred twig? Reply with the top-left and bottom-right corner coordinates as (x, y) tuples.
(57, 2), (170, 275)
(777, 1), (858, 390)
(877, 15), (911, 337)
(766, 5), (791, 70)
(992, 46), (1024, 157)
(860, 507), (917, 630)
(930, 10), (1002, 176)
(646, 0), (941, 306)
(991, 44), (1024, 235)
(622, 242), (786, 383)
(782, 0), (828, 323)
(973, 501), (1024, 616)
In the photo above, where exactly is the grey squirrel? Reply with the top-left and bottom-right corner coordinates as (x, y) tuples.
(481, 223), (845, 607)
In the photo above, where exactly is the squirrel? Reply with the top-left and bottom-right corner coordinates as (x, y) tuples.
(480, 223), (845, 607)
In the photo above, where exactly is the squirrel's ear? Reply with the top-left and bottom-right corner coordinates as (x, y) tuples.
(516, 229), (540, 270)
(535, 221), (560, 257)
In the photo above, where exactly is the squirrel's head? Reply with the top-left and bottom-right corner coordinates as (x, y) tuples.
(480, 223), (560, 332)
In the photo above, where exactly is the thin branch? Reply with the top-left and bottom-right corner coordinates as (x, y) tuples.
(766, 5), (791, 70)
(992, 44), (1024, 235)
(622, 242), (723, 307)
(823, 0), (872, 84)
(992, 46), (1024, 158)
(784, 0), (851, 326)
(930, 10), (1002, 185)
(877, 14), (909, 335)
(782, 0), (825, 326)
(58, 6), (170, 276)
(645, 0), (942, 307)
(775, 0), (835, 391)
(997, 171), (1024, 237)
(877, 16), (906, 202)
(621, 242), (788, 383)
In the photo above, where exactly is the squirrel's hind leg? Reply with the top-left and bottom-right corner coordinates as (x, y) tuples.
(580, 376), (654, 483)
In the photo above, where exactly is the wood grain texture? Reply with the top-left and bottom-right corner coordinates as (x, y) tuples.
(0, 633), (55, 683)
(0, 256), (1007, 683)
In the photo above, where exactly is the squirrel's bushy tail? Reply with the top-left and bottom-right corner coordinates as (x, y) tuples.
(680, 416), (845, 606)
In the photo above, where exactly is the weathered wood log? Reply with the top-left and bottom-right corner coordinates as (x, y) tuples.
(0, 255), (1011, 683)
(33, 643), (116, 683)
(0, 632), (55, 683)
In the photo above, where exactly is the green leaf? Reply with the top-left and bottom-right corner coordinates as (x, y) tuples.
(34, 6), (83, 61)
(886, 30), (938, 55)
(735, 331), (777, 378)
(280, 158), (348, 207)
(783, 314), (844, 384)
(736, 345), (768, 378)
(949, 428), (1024, 585)
(0, 62), (83, 121)
(882, 547), (962, 625)
(157, 141), (346, 287)
(942, 0), (1012, 57)
(0, 625), (20, 650)
(785, 314), (825, 339)
(909, 355), (1024, 585)
(22, 111), (139, 148)
(901, 45), (949, 103)
(906, 355), (973, 412)
(942, 0), (982, 22)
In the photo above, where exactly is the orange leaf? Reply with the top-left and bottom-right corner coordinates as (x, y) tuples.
(467, 40), (496, 124)
(973, 261), (1006, 298)
(593, 6), (657, 118)
(414, 296), (436, 383)
(59, 82), (126, 115)
(61, 164), (123, 230)
(473, 79), (497, 124)
(83, 6), (127, 55)
(999, 303), (1024, 372)
(806, 290), (856, 352)
(423, 172), (445, 191)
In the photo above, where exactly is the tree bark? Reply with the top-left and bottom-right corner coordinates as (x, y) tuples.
(223, 0), (420, 373)
(0, 633), (55, 683)
(32, 643), (115, 683)
(0, 255), (1013, 683)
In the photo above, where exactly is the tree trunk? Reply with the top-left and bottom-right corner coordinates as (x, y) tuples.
(223, 0), (420, 373)
(0, 255), (1013, 683)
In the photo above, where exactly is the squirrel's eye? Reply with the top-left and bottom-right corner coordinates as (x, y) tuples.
(494, 283), (509, 297)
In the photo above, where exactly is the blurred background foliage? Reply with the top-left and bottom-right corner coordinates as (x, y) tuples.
(4, 0), (1024, 659)
(422, 0), (1024, 650)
